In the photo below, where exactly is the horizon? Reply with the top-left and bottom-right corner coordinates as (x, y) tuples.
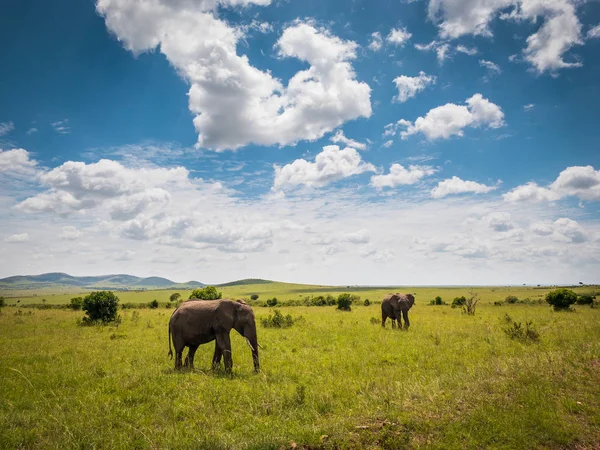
(1, 0), (599, 285)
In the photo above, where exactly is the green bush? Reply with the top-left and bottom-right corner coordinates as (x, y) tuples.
(363, 299), (371, 306)
(169, 293), (181, 303)
(189, 286), (222, 300)
(337, 293), (355, 311)
(250, 294), (259, 301)
(505, 295), (519, 304)
(502, 314), (540, 342)
(266, 298), (278, 307)
(82, 291), (120, 324)
(545, 288), (577, 311)
(0, 296), (5, 308)
(576, 294), (595, 305)
(69, 297), (83, 310)
(149, 299), (159, 309)
(430, 296), (445, 305)
(260, 310), (301, 328)
(451, 296), (466, 308)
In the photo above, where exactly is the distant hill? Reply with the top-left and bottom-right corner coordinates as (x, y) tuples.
(216, 278), (275, 287)
(0, 272), (204, 290)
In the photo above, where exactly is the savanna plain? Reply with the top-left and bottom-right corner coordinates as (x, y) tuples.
(1, 283), (600, 449)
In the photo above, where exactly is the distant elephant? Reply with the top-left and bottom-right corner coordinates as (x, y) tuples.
(168, 299), (260, 373)
(381, 293), (415, 329)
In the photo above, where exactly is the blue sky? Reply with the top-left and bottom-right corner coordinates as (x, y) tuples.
(1, 0), (599, 285)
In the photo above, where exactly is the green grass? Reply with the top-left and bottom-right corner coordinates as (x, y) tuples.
(1, 287), (600, 449)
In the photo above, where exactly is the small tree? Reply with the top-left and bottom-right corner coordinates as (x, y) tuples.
(434, 296), (443, 305)
(363, 299), (371, 306)
(266, 297), (278, 307)
(189, 286), (222, 300)
(0, 296), (5, 308)
(576, 294), (595, 305)
(337, 293), (353, 311)
(250, 294), (259, 301)
(462, 291), (479, 315)
(169, 293), (181, 303)
(546, 289), (577, 311)
(149, 299), (159, 309)
(452, 296), (466, 308)
(505, 295), (519, 304)
(69, 297), (83, 310)
(82, 291), (120, 324)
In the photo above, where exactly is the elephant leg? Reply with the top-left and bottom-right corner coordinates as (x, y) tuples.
(173, 336), (185, 370)
(186, 345), (199, 369)
(175, 350), (184, 370)
(381, 311), (387, 328)
(394, 310), (402, 329)
(402, 310), (410, 329)
(212, 342), (223, 370)
(216, 332), (233, 373)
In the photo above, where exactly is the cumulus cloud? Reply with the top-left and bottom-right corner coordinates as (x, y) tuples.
(369, 32), (383, 51)
(371, 164), (436, 190)
(504, 165), (600, 203)
(330, 130), (367, 151)
(427, 0), (583, 74)
(393, 72), (436, 103)
(16, 159), (188, 215)
(483, 212), (514, 232)
(431, 176), (496, 198)
(396, 93), (504, 140)
(5, 233), (30, 243)
(97, 2), (371, 150)
(60, 226), (82, 240)
(387, 27), (412, 46)
(531, 218), (588, 243)
(273, 145), (375, 190)
(0, 121), (15, 136)
(0, 148), (38, 175)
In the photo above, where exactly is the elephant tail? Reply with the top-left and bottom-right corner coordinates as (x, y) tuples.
(168, 326), (173, 359)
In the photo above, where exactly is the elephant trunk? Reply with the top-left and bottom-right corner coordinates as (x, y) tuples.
(247, 328), (260, 373)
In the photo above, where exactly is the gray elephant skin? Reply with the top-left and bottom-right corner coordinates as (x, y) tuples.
(168, 299), (260, 373)
(381, 293), (415, 329)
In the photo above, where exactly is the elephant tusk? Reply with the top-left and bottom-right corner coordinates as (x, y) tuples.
(257, 343), (263, 349)
(245, 338), (255, 352)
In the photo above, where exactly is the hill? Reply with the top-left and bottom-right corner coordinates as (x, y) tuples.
(216, 278), (275, 287)
(0, 273), (204, 291)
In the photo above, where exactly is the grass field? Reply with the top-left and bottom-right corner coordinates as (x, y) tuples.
(1, 285), (600, 449)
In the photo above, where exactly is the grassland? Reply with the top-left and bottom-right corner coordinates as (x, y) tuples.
(1, 284), (599, 449)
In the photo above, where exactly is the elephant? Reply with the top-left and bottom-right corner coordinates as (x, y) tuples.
(168, 298), (260, 373)
(381, 293), (415, 329)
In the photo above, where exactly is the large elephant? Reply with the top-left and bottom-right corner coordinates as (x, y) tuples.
(381, 293), (415, 329)
(168, 299), (260, 373)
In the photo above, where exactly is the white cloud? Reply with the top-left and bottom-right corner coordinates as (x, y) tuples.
(505, 165), (600, 203)
(51, 119), (70, 134)
(479, 59), (501, 74)
(0, 121), (15, 136)
(532, 218), (588, 243)
(387, 27), (412, 46)
(588, 24), (600, 39)
(398, 93), (504, 140)
(0, 148), (38, 175)
(97, 2), (371, 150)
(26, 127), (38, 135)
(60, 226), (82, 240)
(369, 32), (383, 51)
(523, 103), (535, 111)
(273, 145), (375, 190)
(483, 212), (514, 232)
(456, 44), (478, 55)
(414, 40), (451, 63)
(383, 140), (393, 148)
(431, 176), (497, 198)
(427, 0), (583, 74)
(5, 233), (30, 243)
(393, 71), (436, 103)
(330, 130), (367, 151)
(371, 164), (437, 190)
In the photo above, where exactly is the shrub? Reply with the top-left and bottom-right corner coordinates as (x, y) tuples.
(149, 299), (159, 309)
(266, 297), (278, 307)
(189, 286), (222, 300)
(165, 302), (173, 309)
(69, 297), (83, 310)
(0, 296), (5, 308)
(576, 294), (595, 305)
(336, 293), (354, 311)
(451, 296), (466, 308)
(505, 295), (519, 304)
(502, 314), (540, 342)
(545, 288), (577, 311)
(169, 293), (181, 303)
(260, 310), (301, 328)
(81, 291), (120, 324)
(494, 301), (503, 306)
(363, 299), (371, 306)
(430, 296), (445, 305)
(250, 294), (259, 301)
(369, 316), (379, 325)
